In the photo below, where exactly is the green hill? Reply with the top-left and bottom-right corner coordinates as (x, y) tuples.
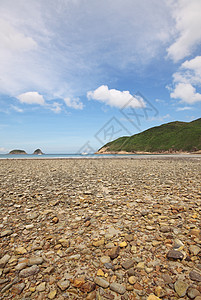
(97, 118), (201, 153)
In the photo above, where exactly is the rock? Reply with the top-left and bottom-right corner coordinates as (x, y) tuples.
(147, 295), (162, 300)
(52, 216), (59, 223)
(27, 212), (38, 220)
(12, 283), (25, 295)
(187, 288), (201, 299)
(195, 297), (201, 300)
(48, 289), (57, 299)
(28, 256), (43, 266)
(119, 241), (127, 247)
(167, 250), (184, 260)
(80, 281), (96, 293)
(108, 246), (120, 259)
(1, 229), (12, 237)
(128, 276), (137, 285)
(160, 225), (170, 233)
(174, 280), (189, 297)
(57, 279), (70, 290)
(136, 261), (145, 270)
(25, 224), (34, 230)
(110, 282), (126, 295)
(100, 256), (110, 264)
(92, 239), (104, 247)
(0, 254), (10, 268)
(36, 282), (46, 292)
(189, 245), (201, 256)
(58, 238), (70, 248)
(68, 254), (80, 260)
(122, 259), (134, 270)
(72, 277), (85, 288)
(189, 270), (201, 282)
(94, 277), (109, 288)
(97, 269), (105, 276)
(19, 265), (40, 277)
(190, 229), (200, 238)
(86, 291), (97, 299)
(15, 247), (27, 255)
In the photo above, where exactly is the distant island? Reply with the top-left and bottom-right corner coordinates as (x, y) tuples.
(9, 149), (27, 155)
(8, 149), (44, 155)
(97, 118), (201, 154)
(33, 149), (44, 155)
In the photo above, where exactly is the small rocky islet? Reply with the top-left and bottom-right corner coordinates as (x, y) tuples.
(0, 158), (201, 299)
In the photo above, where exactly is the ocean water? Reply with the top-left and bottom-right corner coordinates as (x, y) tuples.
(0, 153), (200, 159)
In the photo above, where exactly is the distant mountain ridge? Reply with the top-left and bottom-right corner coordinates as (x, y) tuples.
(97, 118), (201, 154)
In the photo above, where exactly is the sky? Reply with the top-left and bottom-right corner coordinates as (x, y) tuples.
(0, 0), (201, 154)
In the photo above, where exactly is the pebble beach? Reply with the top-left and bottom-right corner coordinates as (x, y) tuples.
(0, 158), (201, 300)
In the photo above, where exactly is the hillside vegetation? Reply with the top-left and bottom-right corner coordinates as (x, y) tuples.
(98, 118), (201, 153)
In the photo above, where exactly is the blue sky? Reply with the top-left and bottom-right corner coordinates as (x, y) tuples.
(0, 0), (201, 153)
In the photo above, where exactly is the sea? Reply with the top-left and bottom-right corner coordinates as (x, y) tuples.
(0, 153), (200, 159)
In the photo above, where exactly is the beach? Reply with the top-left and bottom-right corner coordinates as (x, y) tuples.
(0, 158), (201, 299)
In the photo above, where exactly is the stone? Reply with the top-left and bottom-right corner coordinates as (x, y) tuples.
(97, 269), (105, 276)
(19, 265), (40, 277)
(72, 277), (85, 288)
(122, 259), (134, 270)
(12, 283), (25, 295)
(160, 225), (170, 233)
(58, 238), (70, 248)
(189, 270), (201, 282)
(147, 295), (162, 300)
(108, 246), (120, 259)
(110, 282), (126, 295)
(167, 250), (184, 260)
(92, 239), (105, 247)
(119, 241), (127, 247)
(57, 279), (70, 290)
(94, 277), (109, 288)
(15, 247), (27, 255)
(25, 224), (34, 230)
(86, 291), (96, 299)
(80, 281), (96, 293)
(195, 297), (201, 300)
(27, 212), (38, 220)
(190, 229), (200, 238)
(36, 282), (46, 292)
(0, 254), (10, 268)
(100, 256), (110, 264)
(52, 216), (59, 223)
(48, 289), (57, 299)
(187, 288), (201, 299)
(174, 280), (189, 297)
(189, 245), (201, 256)
(128, 276), (137, 285)
(1, 230), (12, 237)
(28, 256), (43, 266)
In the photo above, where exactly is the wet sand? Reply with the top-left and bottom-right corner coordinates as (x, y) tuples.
(0, 158), (201, 299)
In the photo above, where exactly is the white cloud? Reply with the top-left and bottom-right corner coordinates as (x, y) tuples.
(17, 92), (45, 105)
(167, 0), (201, 62)
(64, 97), (83, 110)
(170, 82), (201, 104)
(10, 105), (24, 113)
(49, 102), (62, 114)
(170, 55), (201, 103)
(87, 85), (145, 108)
(176, 106), (193, 111)
(149, 114), (171, 122)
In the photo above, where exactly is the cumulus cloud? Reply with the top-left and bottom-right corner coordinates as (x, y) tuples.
(49, 102), (62, 114)
(64, 97), (83, 110)
(87, 85), (145, 109)
(17, 92), (45, 105)
(167, 0), (201, 62)
(170, 83), (201, 104)
(170, 55), (201, 103)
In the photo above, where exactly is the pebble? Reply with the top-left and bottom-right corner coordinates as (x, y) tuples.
(189, 270), (201, 282)
(94, 277), (109, 288)
(36, 282), (46, 292)
(128, 276), (137, 285)
(19, 265), (40, 277)
(108, 246), (120, 259)
(122, 259), (134, 270)
(167, 250), (184, 260)
(0, 254), (10, 268)
(174, 280), (189, 297)
(48, 289), (57, 299)
(28, 256), (43, 266)
(110, 282), (126, 295)
(187, 288), (201, 299)
(1, 230), (12, 237)
(57, 279), (70, 290)
(12, 283), (25, 295)
(100, 256), (110, 264)
(189, 245), (201, 256)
